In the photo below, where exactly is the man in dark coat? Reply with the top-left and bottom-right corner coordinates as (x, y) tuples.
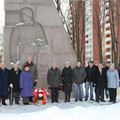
(22, 57), (38, 102)
(9, 64), (21, 105)
(93, 64), (106, 103)
(47, 63), (62, 103)
(85, 61), (94, 101)
(93, 61), (99, 70)
(104, 61), (110, 98)
(73, 62), (86, 101)
(0, 63), (9, 105)
(62, 61), (73, 102)
(92, 61), (99, 94)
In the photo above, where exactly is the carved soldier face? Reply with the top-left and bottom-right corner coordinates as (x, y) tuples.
(21, 13), (29, 21)
(21, 7), (33, 22)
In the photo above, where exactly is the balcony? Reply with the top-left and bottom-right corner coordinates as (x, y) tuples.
(106, 59), (111, 62)
(106, 52), (111, 55)
(105, 23), (110, 28)
(105, 30), (111, 35)
(105, 16), (110, 22)
(86, 54), (92, 58)
(105, 2), (110, 8)
(106, 44), (111, 48)
(85, 38), (89, 42)
(105, 9), (110, 15)
(105, 37), (111, 42)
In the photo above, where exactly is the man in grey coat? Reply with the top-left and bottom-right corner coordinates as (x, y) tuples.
(73, 62), (86, 101)
(47, 63), (62, 103)
(22, 57), (38, 102)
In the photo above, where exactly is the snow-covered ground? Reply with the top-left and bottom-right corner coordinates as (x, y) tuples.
(0, 97), (120, 120)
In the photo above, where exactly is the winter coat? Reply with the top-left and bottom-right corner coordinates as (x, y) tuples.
(0, 68), (9, 96)
(62, 67), (73, 92)
(104, 66), (109, 89)
(107, 69), (119, 89)
(118, 69), (120, 79)
(93, 65), (98, 70)
(22, 62), (38, 81)
(85, 66), (94, 82)
(93, 68), (107, 89)
(9, 68), (21, 93)
(73, 66), (86, 84)
(118, 69), (120, 87)
(20, 70), (33, 97)
(47, 68), (62, 88)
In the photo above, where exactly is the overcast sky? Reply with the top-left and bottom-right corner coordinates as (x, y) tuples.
(0, 0), (5, 26)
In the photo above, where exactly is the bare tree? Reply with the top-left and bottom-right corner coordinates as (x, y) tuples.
(88, 0), (120, 66)
(89, 0), (105, 63)
(54, 0), (120, 66)
(54, 0), (85, 65)
(108, 0), (120, 69)
(70, 0), (85, 64)
(54, 0), (73, 40)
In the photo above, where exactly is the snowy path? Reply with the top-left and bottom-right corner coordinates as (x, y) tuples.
(0, 98), (120, 120)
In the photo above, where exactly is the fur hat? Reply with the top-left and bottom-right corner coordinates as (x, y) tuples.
(65, 61), (70, 65)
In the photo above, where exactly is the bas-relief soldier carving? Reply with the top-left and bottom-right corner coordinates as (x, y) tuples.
(9, 7), (48, 66)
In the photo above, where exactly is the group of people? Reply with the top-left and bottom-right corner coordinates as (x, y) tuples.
(0, 57), (120, 106)
(47, 61), (120, 104)
(0, 57), (38, 105)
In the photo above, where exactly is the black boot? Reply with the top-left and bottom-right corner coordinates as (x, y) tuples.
(2, 103), (7, 105)
(67, 92), (71, 102)
(29, 96), (33, 102)
(64, 93), (67, 102)
(2, 97), (7, 105)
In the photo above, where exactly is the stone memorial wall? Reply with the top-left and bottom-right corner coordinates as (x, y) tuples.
(4, 0), (77, 99)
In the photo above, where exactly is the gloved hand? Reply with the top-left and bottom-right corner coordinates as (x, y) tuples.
(10, 84), (13, 88)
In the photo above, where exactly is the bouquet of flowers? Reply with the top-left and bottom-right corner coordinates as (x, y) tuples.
(32, 88), (49, 105)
